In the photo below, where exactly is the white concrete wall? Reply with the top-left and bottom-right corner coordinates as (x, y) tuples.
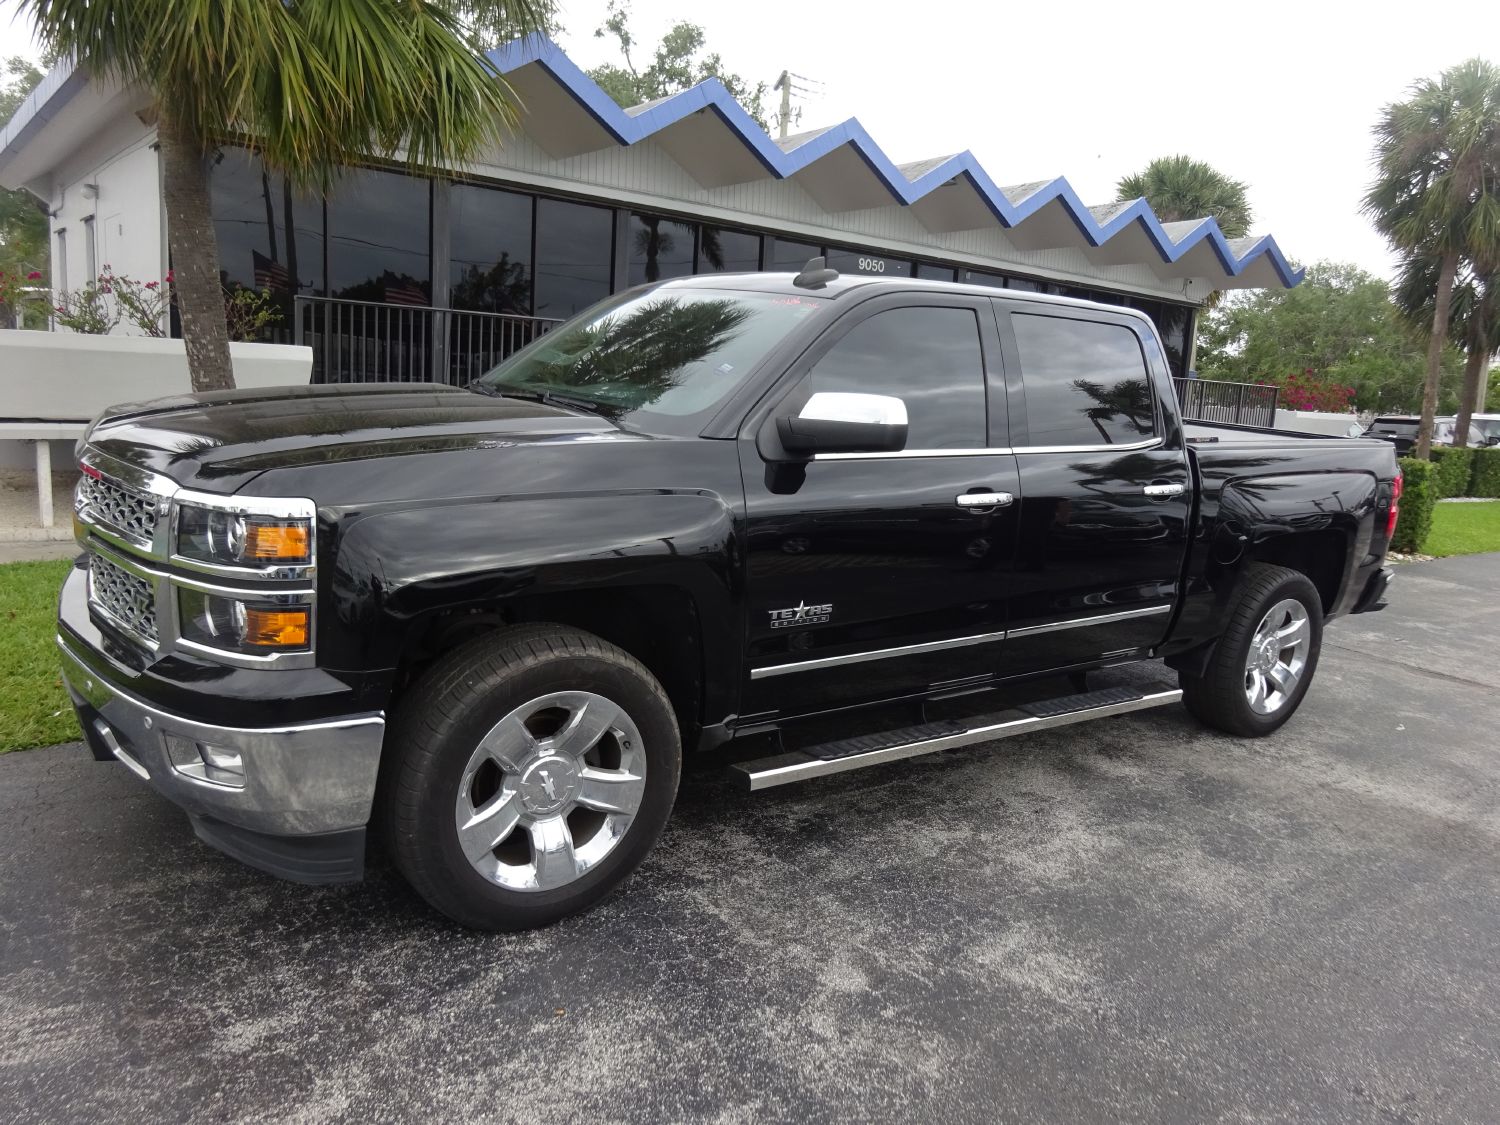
(0, 333), (312, 421)
(46, 109), (164, 319)
(0, 438), (73, 471)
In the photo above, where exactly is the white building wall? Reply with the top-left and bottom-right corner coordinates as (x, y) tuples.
(46, 110), (163, 324)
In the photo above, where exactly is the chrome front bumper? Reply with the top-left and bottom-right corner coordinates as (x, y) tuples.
(58, 633), (386, 841)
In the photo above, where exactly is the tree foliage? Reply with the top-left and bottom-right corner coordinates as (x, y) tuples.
(587, 1), (768, 130)
(1116, 154), (1253, 239)
(443, 1), (561, 48)
(1196, 261), (1466, 412)
(1363, 57), (1500, 455)
(0, 57), (49, 293)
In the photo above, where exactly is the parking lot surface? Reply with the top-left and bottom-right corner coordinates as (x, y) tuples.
(2, 554), (1499, 1123)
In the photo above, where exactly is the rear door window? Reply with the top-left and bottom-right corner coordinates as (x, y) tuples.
(1011, 313), (1156, 447)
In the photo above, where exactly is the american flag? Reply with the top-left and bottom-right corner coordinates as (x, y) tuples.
(252, 250), (291, 292)
(383, 275), (430, 307)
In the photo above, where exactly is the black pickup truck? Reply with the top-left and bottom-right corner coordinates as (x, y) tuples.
(59, 264), (1399, 930)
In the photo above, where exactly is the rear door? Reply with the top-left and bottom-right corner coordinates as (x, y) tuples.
(991, 301), (1192, 676)
(737, 294), (1020, 720)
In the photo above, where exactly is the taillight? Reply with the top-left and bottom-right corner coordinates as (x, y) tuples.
(1386, 469), (1403, 539)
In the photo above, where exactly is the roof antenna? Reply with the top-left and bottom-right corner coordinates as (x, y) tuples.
(793, 256), (839, 290)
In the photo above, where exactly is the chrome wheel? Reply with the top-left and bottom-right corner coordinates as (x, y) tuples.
(454, 691), (647, 892)
(1244, 598), (1311, 715)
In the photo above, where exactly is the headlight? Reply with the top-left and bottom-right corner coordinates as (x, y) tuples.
(176, 503), (312, 568)
(178, 589), (311, 654)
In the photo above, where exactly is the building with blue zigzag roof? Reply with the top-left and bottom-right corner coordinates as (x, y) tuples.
(0, 36), (1303, 385)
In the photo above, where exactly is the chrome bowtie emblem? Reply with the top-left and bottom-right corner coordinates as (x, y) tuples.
(538, 769), (559, 801)
(768, 600), (833, 628)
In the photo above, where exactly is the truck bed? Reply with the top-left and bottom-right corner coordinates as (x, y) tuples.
(1184, 419), (1372, 446)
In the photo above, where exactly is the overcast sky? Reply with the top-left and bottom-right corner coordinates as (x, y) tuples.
(6, 0), (1497, 281)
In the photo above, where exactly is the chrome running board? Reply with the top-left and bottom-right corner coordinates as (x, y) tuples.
(729, 686), (1183, 791)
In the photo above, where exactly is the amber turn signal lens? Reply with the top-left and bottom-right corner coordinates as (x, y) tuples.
(244, 522), (310, 561)
(243, 607), (310, 648)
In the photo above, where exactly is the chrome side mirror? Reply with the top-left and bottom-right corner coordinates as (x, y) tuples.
(777, 392), (909, 455)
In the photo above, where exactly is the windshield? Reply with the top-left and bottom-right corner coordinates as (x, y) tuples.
(1368, 419), (1419, 436)
(474, 287), (827, 434)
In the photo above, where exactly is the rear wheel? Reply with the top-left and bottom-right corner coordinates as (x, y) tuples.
(386, 625), (680, 930)
(1180, 564), (1323, 737)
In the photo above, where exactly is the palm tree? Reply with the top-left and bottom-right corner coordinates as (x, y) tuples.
(1117, 156), (1253, 362)
(19, 1), (546, 392)
(1364, 58), (1500, 459)
(1392, 250), (1500, 445)
(1116, 155), (1253, 239)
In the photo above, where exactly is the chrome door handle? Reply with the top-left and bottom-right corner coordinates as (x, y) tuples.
(955, 492), (1014, 509)
(1143, 483), (1185, 498)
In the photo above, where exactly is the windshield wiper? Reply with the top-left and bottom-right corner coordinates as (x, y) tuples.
(538, 391), (606, 415)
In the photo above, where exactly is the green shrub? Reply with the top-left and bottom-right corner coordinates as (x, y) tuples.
(1470, 447), (1500, 498)
(1392, 457), (1436, 553)
(1428, 446), (1476, 498)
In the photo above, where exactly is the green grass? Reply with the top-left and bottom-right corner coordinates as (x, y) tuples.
(0, 560), (79, 751)
(1424, 501), (1500, 559)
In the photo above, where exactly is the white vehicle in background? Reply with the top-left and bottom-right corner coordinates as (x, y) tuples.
(1274, 410), (1366, 439)
(1469, 415), (1500, 446)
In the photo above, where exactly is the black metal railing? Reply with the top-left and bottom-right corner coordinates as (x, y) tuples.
(1172, 378), (1279, 427)
(293, 296), (562, 385)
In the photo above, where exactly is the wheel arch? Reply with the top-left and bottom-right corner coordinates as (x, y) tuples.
(1165, 470), (1375, 676)
(390, 585), (710, 741)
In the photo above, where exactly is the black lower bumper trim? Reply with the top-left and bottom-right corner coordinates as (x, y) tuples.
(189, 816), (366, 885)
(1352, 566), (1394, 614)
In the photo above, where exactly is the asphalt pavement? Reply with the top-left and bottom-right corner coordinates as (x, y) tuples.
(2, 554), (1499, 1124)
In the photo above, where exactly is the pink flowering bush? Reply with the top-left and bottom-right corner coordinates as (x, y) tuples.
(0, 269), (45, 312)
(1262, 369), (1355, 413)
(54, 267), (176, 335)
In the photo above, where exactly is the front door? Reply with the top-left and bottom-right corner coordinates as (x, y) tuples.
(737, 295), (1019, 721)
(992, 302), (1192, 677)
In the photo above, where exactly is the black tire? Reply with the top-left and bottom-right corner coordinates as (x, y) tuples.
(1179, 563), (1324, 738)
(384, 624), (680, 930)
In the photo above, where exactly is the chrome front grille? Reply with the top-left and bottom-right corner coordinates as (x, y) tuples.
(77, 473), (159, 545)
(89, 555), (159, 646)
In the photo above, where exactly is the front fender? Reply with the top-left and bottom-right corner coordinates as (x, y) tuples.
(320, 489), (740, 673)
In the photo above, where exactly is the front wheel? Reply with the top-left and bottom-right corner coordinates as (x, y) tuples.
(385, 624), (681, 930)
(1180, 563), (1324, 737)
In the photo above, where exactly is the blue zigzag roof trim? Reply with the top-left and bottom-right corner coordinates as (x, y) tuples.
(486, 37), (1303, 288)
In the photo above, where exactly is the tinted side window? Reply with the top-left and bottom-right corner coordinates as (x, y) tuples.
(808, 306), (985, 449)
(1012, 314), (1155, 446)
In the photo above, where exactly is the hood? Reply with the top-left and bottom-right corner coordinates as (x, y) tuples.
(83, 382), (622, 489)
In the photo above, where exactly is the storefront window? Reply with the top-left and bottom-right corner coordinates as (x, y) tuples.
(449, 184), (532, 314)
(916, 262), (957, 282)
(627, 212), (695, 285)
(766, 237), (822, 272)
(534, 199), (614, 319)
(210, 148), (324, 301)
(326, 167), (430, 304)
(697, 227), (760, 273)
(1149, 302), (1193, 378)
(961, 269), (1005, 288)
